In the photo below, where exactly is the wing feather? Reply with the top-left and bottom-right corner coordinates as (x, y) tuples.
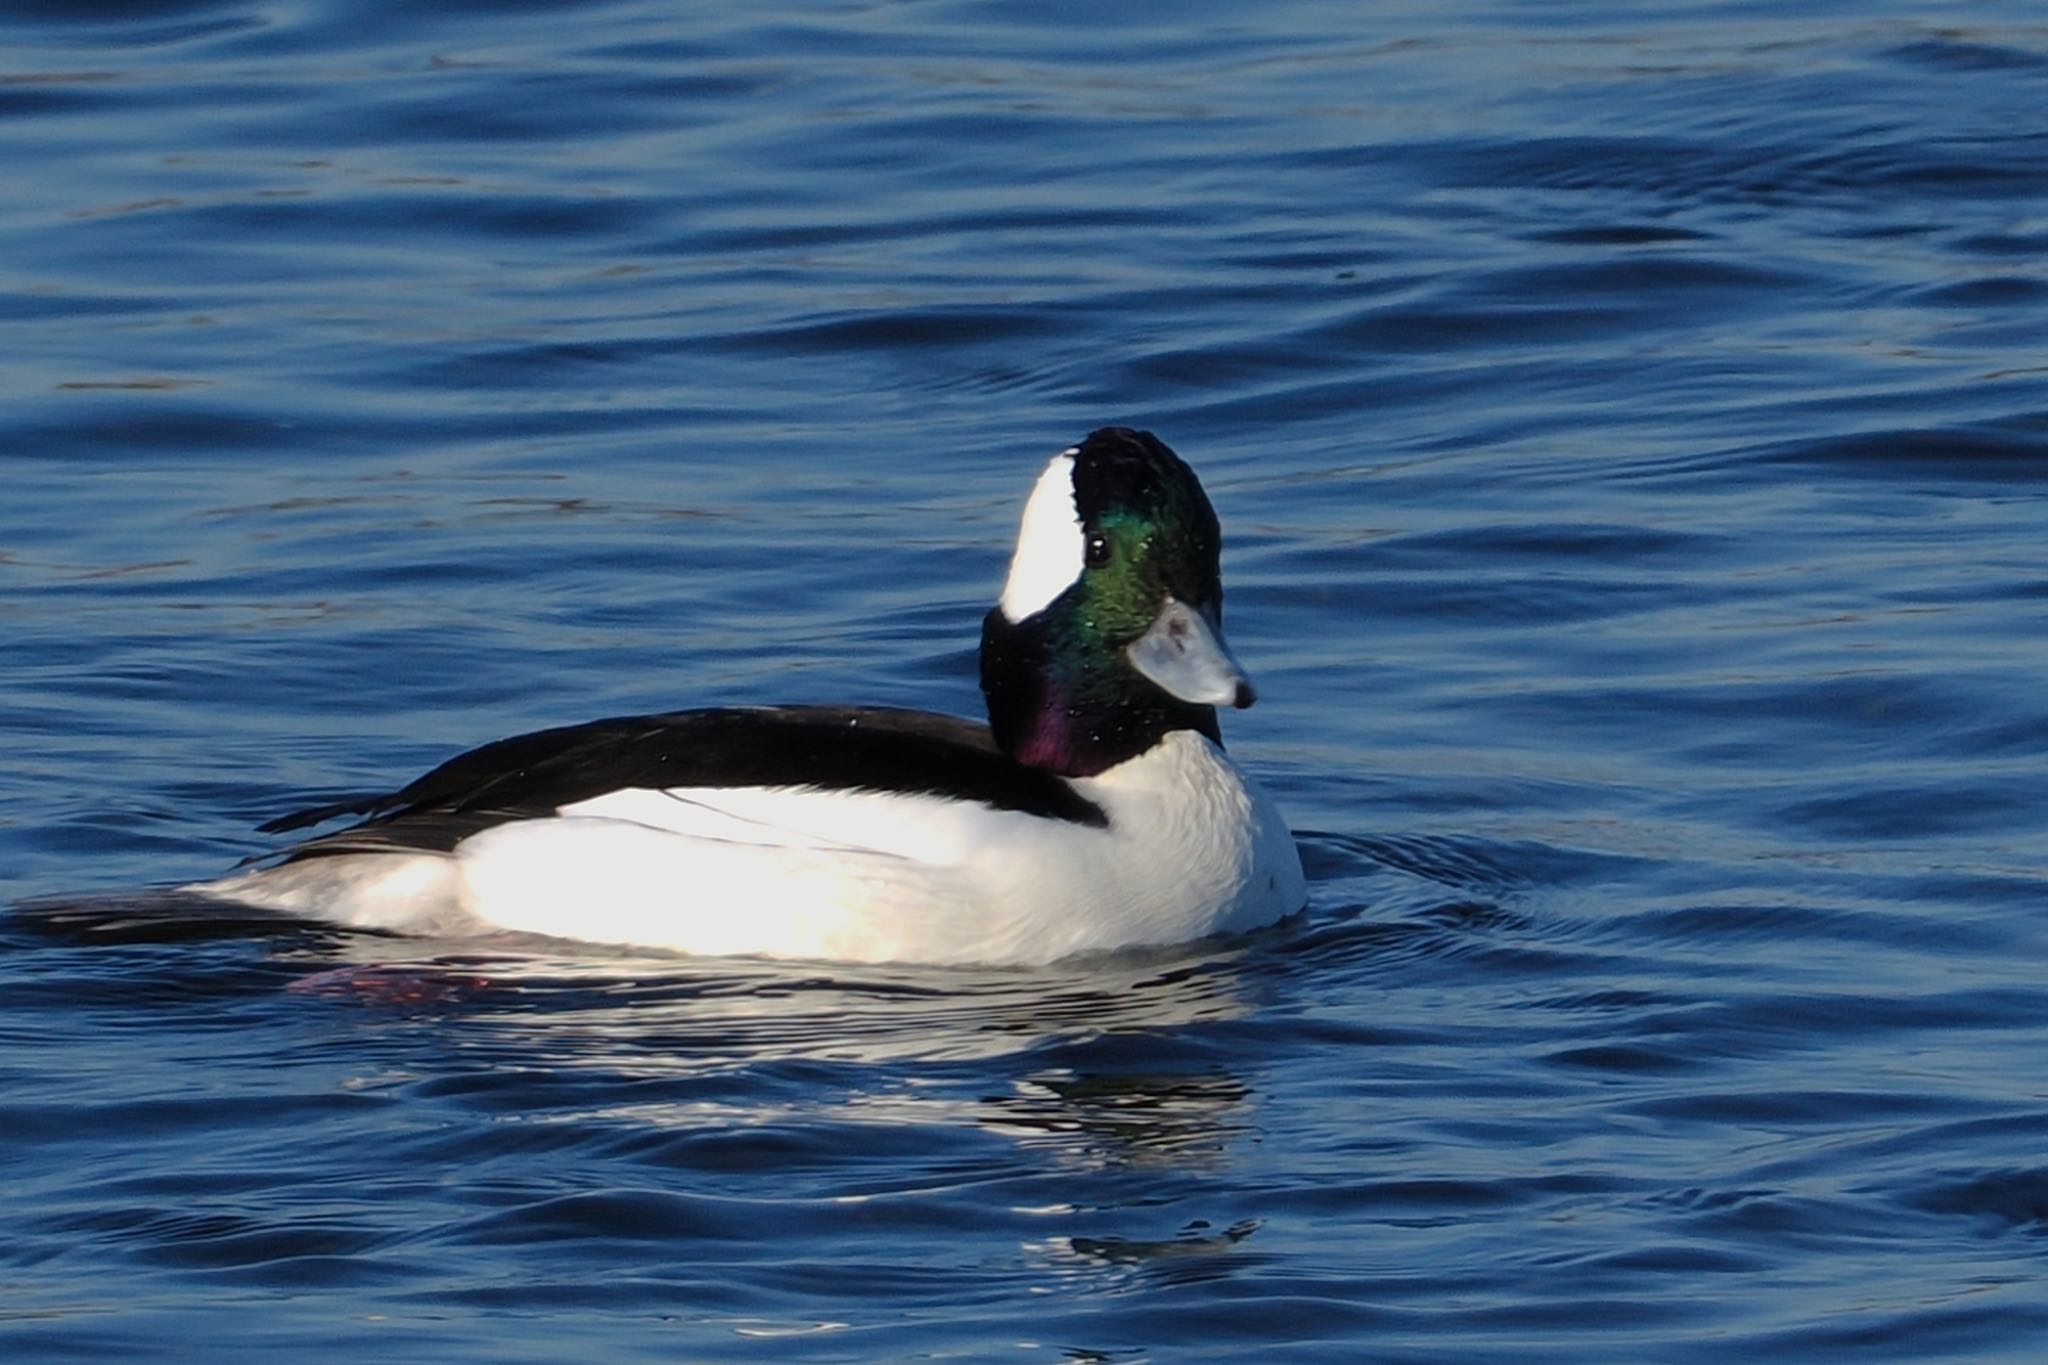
(262, 705), (1103, 862)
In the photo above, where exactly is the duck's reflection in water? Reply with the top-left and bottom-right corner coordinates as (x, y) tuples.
(333, 934), (1275, 1168)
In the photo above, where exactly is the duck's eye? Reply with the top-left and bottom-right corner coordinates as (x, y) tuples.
(1085, 534), (1112, 569)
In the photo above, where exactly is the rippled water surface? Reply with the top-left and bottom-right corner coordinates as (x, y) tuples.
(6, 1), (2048, 1359)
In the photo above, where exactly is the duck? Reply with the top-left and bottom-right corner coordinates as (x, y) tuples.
(190, 427), (1306, 965)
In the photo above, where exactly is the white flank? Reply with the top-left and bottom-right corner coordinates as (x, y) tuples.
(997, 450), (1084, 623)
(188, 733), (1306, 966)
(196, 852), (476, 935)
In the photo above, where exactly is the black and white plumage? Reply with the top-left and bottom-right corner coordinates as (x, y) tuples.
(192, 428), (1305, 964)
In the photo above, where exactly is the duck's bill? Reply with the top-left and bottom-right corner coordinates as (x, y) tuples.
(1126, 597), (1257, 709)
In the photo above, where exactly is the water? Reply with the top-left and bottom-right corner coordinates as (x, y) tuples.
(5, 1), (2047, 1358)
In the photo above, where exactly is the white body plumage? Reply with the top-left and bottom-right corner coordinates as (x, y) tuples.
(198, 730), (1302, 965)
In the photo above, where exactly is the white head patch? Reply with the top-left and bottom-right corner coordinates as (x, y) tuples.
(997, 451), (1085, 623)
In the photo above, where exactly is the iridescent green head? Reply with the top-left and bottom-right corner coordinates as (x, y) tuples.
(980, 428), (1256, 776)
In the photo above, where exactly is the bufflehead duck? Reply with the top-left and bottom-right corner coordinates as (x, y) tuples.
(193, 428), (1305, 965)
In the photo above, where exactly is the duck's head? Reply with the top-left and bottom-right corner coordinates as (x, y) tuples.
(980, 427), (1256, 776)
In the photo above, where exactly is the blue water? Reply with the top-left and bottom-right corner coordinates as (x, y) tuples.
(6, 1), (2048, 1358)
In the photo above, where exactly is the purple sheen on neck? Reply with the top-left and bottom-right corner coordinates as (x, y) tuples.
(1010, 695), (1090, 776)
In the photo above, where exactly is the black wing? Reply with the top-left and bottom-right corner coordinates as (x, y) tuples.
(261, 705), (1106, 861)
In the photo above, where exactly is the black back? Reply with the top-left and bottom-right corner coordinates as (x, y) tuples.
(262, 705), (1107, 861)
